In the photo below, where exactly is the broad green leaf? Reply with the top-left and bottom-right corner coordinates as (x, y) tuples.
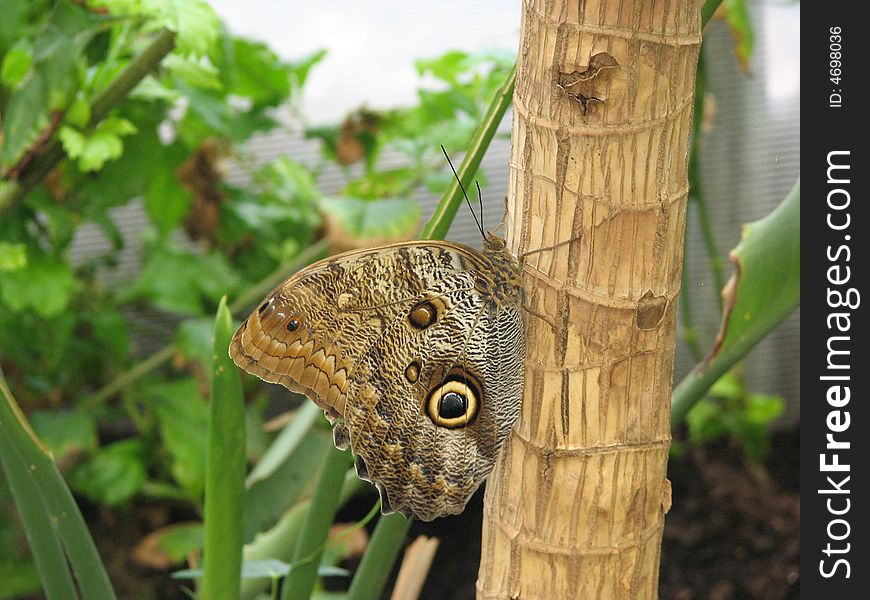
(120, 240), (240, 315)
(0, 72), (49, 169)
(0, 560), (41, 599)
(0, 242), (27, 271)
(672, 180), (800, 425)
(150, 378), (209, 497)
(136, 522), (204, 565)
(287, 48), (327, 91)
(0, 0), (29, 57)
(343, 167), (417, 200)
(65, 95), (91, 128)
(255, 157), (321, 205)
(145, 170), (193, 233)
(415, 50), (469, 84)
(29, 409), (98, 461)
(224, 38), (291, 106)
(320, 196), (420, 242)
(68, 439), (148, 505)
(164, 53), (223, 90)
(173, 317), (215, 369)
(1, 46), (32, 88)
(0, 251), (80, 317)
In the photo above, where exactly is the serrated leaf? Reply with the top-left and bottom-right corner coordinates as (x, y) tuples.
(165, 0), (220, 57)
(60, 117), (138, 172)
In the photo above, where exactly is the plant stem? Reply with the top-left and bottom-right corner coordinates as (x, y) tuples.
(419, 62), (515, 241)
(280, 445), (354, 600)
(0, 28), (177, 217)
(680, 48), (709, 363)
(345, 513), (411, 600)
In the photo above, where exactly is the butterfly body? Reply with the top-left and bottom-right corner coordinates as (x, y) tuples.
(230, 233), (525, 521)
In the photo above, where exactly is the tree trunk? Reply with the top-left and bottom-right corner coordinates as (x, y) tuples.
(478, 1), (701, 598)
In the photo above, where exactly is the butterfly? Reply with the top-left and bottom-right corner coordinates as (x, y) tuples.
(229, 153), (525, 521)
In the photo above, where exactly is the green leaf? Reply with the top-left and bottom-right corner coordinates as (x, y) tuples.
(29, 410), (98, 462)
(173, 317), (215, 369)
(345, 514), (411, 600)
(722, 0), (755, 70)
(243, 425), (328, 543)
(59, 117), (138, 172)
(0, 242), (27, 271)
(0, 251), (80, 317)
(97, 0), (218, 57)
(0, 560), (41, 599)
(155, 522), (205, 564)
(68, 439), (148, 505)
(0, 72), (49, 169)
(201, 297), (247, 599)
(224, 38), (291, 106)
(415, 50), (469, 84)
(320, 196), (420, 242)
(256, 157), (321, 205)
(149, 378), (210, 497)
(120, 239), (240, 315)
(145, 170), (193, 233)
(65, 95), (91, 128)
(287, 48), (327, 91)
(0, 1), (102, 170)
(0, 375), (118, 599)
(672, 180), (800, 425)
(1, 46), (32, 88)
(23, 188), (78, 251)
(164, 53), (223, 90)
(163, 0), (220, 57)
(281, 446), (354, 600)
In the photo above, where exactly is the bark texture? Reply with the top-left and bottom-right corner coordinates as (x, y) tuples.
(478, 1), (701, 598)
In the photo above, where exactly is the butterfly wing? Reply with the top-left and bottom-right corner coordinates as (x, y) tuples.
(230, 240), (524, 520)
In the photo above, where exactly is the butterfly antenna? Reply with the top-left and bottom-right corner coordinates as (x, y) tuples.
(441, 145), (486, 240)
(475, 181), (485, 233)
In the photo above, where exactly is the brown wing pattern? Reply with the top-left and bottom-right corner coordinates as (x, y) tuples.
(229, 238), (525, 520)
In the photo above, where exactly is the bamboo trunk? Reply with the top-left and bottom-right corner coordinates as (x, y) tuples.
(478, 1), (701, 598)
